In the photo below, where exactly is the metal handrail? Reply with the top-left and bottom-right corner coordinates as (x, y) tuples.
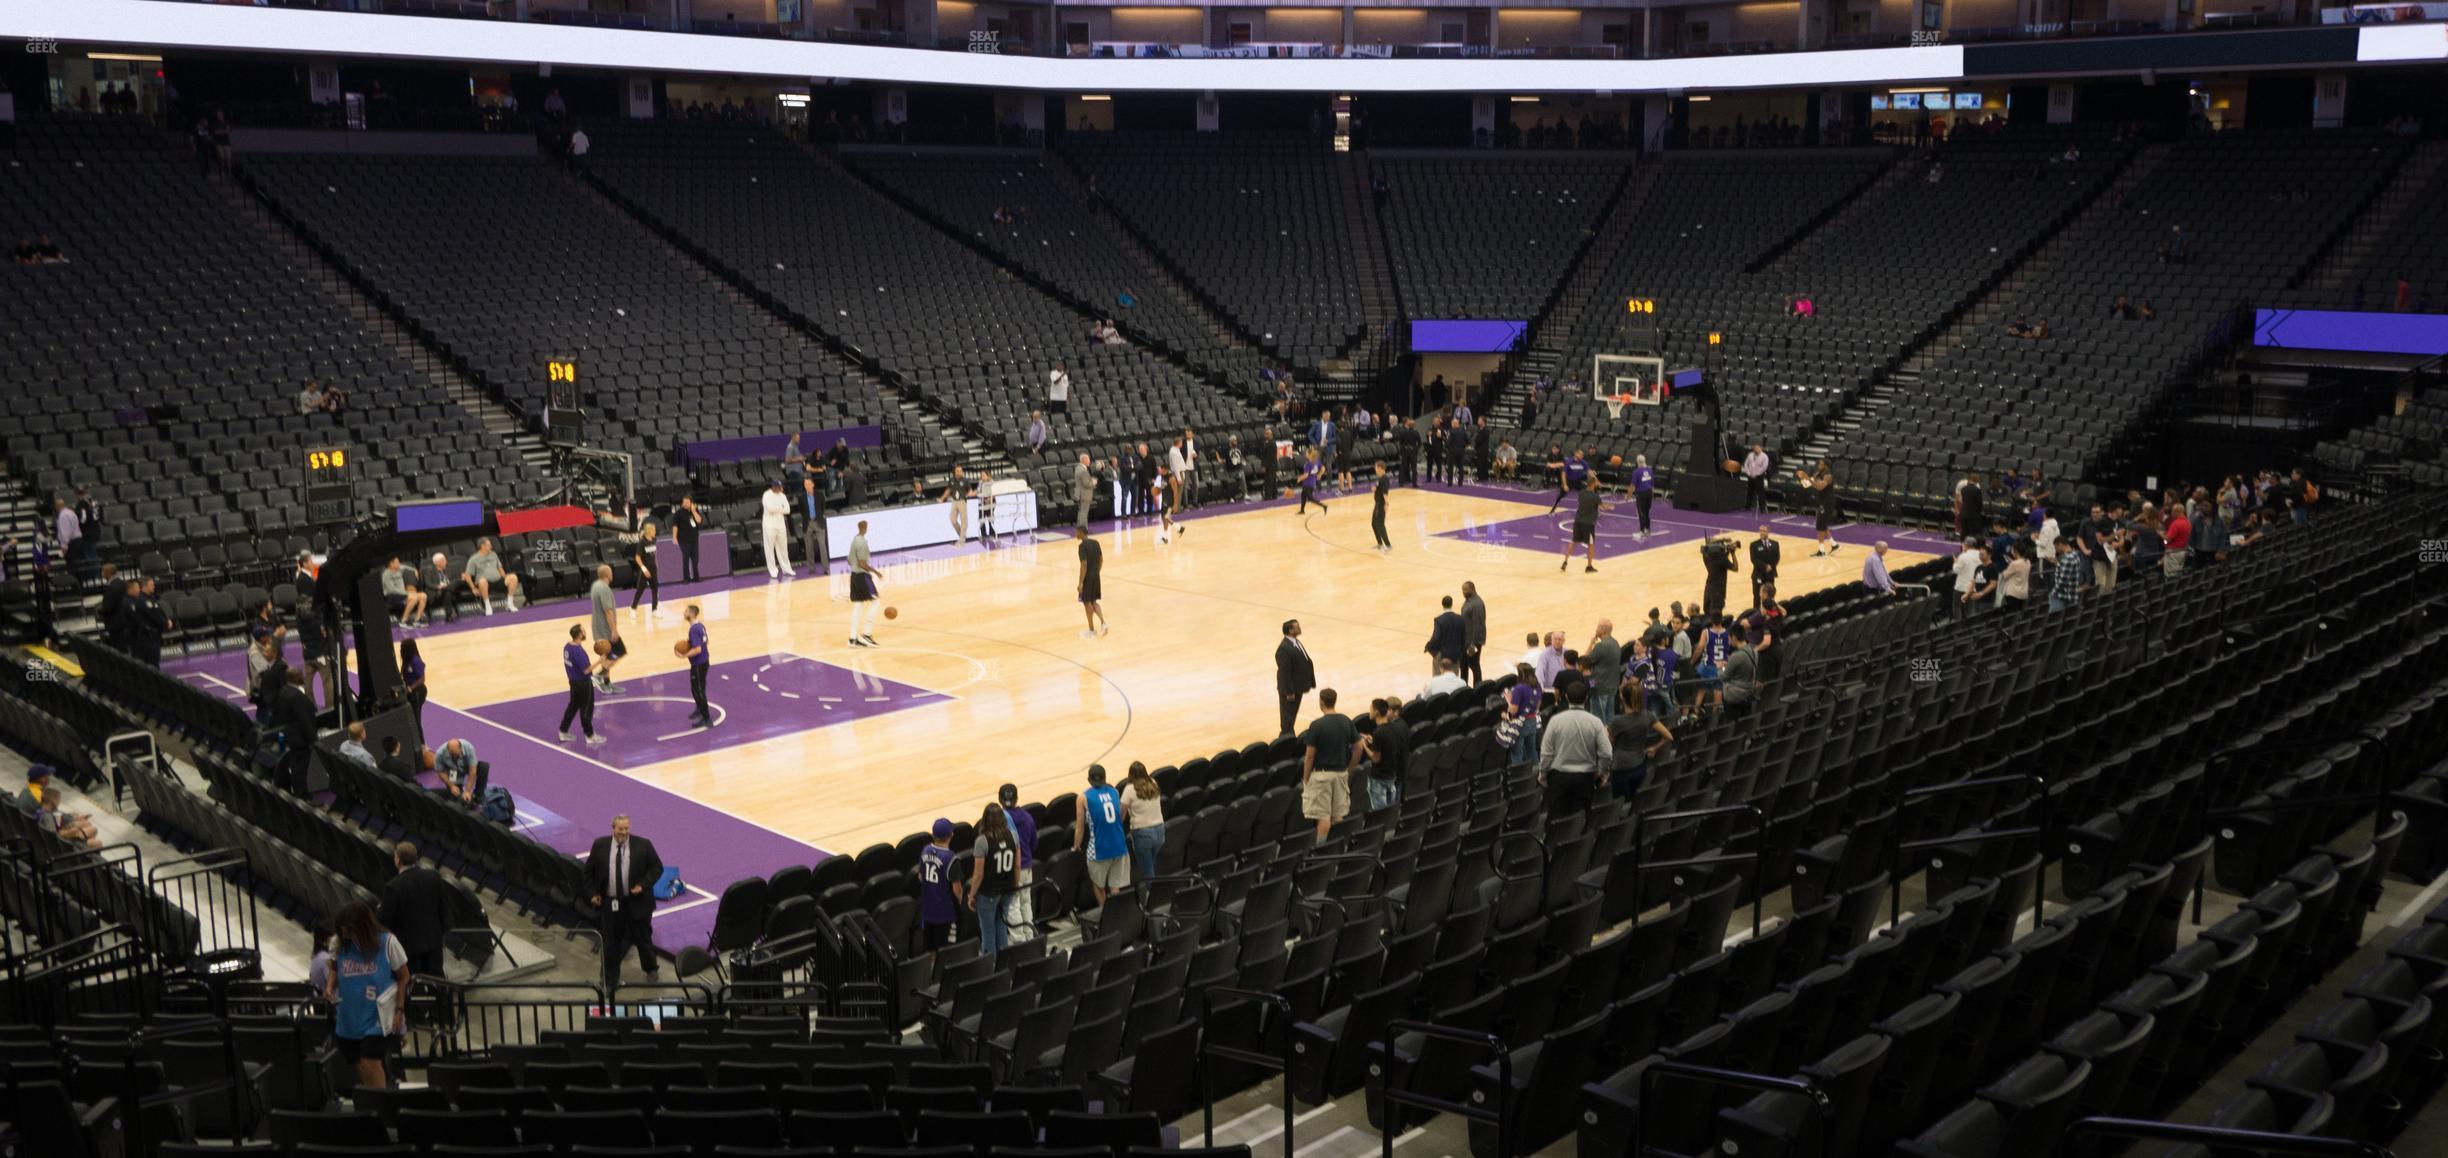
(1198, 985), (1296, 1158)
(2193, 730), (2394, 921)
(1378, 1020), (1509, 1158)
(1627, 803), (1767, 936)
(118, 1017), (253, 1155)
(2060, 1115), (2392, 1156)
(1636, 1061), (1834, 1158)
(1889, 772), (2049, 930)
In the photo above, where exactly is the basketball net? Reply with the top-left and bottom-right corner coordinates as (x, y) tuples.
(1604, 394), (1632, 421)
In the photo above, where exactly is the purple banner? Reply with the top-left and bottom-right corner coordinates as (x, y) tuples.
(2253, 309), (2448, 357)
(1411, 319), (1528, 354)
(679, 425), (883, 467)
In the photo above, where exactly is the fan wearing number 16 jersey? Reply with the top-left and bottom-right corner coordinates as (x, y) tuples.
(915, 818), (961, 952)
(1075, 765), (1131, 904)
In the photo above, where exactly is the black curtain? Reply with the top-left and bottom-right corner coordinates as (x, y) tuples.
(2243, 76), (2315, 131)
(1113, 93), (1195, 131)
(1218, 93), (1326, 132)
(1357, 94), (1472, 148)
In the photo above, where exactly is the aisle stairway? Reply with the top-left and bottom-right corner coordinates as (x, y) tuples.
(1488, 161), (1659, 426)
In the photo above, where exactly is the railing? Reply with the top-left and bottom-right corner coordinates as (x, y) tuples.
(0, 925), (157, 1026)
(119, 1016), (254, 1156)
(2191, 732), (2396, 921)
(102, 730), (161, 810)
(440, 980), (606, 1056)
(2060, 1116), (2394, 1156)
(1199, 986), (1296, 1158)
(1636, 1062), (1835, 1158)
(148, 848), (260, 966)
(1376, 1021), (1509, 1156)
(1626, 803), (1767, 937)
(1889, 772), (2049, 930)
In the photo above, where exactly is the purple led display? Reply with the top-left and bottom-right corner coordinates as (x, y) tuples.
(2253, 309), (2448, 357)
(1411, 319), (1528, 353)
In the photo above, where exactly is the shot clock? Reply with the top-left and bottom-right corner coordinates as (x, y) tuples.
(305, 446), (356, 506)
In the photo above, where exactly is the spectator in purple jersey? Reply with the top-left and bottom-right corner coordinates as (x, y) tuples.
(1502, 664), (1544, 766)
(914, 819), (960, 952)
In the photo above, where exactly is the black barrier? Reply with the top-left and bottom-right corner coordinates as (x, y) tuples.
(1636, 1062), (1835, 1158)
(0, 925), (156, 1025)
(1198, 986), (1296, 1158)
(149, 848), (260, 964)
(1627, 803), (1766, 937)
(1890, 772), (2049, 931)
(442, 980), (606, 1057)
(2060, 1115), (2393, 1156)
(1376, 1020), (1509, 1158)
(120, 1017), (254, 1155)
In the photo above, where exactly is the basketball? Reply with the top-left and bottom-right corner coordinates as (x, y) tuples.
(1609, 455), (1624, 466)
(593, 640), (611, 657)
(884, 606), (900, 620)
(674, 638), (692, 658)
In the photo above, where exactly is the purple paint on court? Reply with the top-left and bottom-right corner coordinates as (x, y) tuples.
(1435, 491), (1920, 559)
(156, 650), (863, 955)
(464, 654), (946, 770)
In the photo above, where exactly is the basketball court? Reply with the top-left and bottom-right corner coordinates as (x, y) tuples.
(164, 480), (1934, 951)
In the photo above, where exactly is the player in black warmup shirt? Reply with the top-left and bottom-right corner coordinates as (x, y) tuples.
(1370, 463), (1392, 554)
(1562, 477), (1605, 573)
(1075, 527), (1107, 638)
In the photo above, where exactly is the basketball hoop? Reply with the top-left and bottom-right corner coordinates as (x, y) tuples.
(1604, 393), (1632, 421)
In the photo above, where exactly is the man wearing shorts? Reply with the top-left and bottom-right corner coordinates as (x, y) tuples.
(1076, 527), (1107, 638)
(1562, 477), (1605, 574)
(1075, 765), (1131, 904)
(846, 521), (882, 647)
(1300, 688), (1357, 840)
(464, 538), (522, 613)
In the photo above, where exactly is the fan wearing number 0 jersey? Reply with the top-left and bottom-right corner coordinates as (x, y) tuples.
(1075, 766), (1130, 903)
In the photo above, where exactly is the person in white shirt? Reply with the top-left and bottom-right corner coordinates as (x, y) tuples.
(1951, 539), (1983, 619)
(569, 128), (590, 158)
(1178, 428), (1199, 508)
(1166, 438), (1191, 515)
(1740, 443), (1771, 513)
(1422, 657), (1467, 698)
(759, 479), (794, 579)
(1047, 361), (1071, 416)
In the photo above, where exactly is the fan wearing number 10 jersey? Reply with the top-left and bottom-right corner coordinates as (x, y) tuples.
(1076, 765), (1131, 904)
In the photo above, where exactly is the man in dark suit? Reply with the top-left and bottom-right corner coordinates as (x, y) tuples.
(590, 815), (664, 988)
(1749, 526), (1782, 608)
(1460, 581), (1487, 685)
(1425, 596), (1466, 676)
(272, 668), (319, 797)
(379, 841), (451, 977)
(1396, 420), (1420, 487)
(130, 577), (169, 667)
(1275, 619), (1315, 737)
